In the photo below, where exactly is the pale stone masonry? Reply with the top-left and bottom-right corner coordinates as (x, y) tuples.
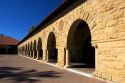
(18, 0), (125, 83)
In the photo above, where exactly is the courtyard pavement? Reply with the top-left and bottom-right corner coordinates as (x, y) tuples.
(0, 55), (107, 83)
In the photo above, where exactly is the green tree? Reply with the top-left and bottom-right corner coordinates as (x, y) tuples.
(0, 34), (4, 36)
(28, 26), (35, 34)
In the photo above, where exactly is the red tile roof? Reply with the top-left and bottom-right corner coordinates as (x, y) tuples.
(0, 36), (19, 45)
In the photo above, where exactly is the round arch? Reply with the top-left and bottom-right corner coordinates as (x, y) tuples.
(26, 44), (28, 56)
(47, 32), (58, 63)
(27, 43), (30, 57)
(30, 42), (33, 58)
(37, 37), (43, 60)
(66, 19), (95, 68)
(33, 40), (37, 59)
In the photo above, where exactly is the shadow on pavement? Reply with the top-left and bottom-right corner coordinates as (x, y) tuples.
(0, 66), (62, 83)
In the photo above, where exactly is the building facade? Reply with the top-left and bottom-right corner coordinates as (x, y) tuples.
(18, 0), (125, 82)
(0, 35), (19, 54)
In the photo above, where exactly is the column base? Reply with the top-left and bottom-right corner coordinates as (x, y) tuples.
(56, 63), (58, 66)
(64, 65), (71, 68)
(45, 60), (49, 63)
(36, 57), (39, 60)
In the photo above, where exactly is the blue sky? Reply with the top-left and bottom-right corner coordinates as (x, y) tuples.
(0, 0), (64, 41)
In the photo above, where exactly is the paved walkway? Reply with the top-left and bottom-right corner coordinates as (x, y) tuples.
(0, 55), (107, 83)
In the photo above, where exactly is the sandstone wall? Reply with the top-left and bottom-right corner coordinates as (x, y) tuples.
(18, 0), (125, 82)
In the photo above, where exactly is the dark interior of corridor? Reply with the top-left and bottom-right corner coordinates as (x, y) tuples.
(67, 19), (95, 68)
(37, 38), (43, 60)
(47, 32), (58, 63)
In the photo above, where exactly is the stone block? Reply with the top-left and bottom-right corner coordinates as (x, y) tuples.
(116, 0), (125, 10)
(112, 76), (120, 83)
(107, 19), (119, 27)
(104, 2), (114, 11)
(118, 32), (125, 39)
(108, 33), (118, 39)
(119, 17), (125, 24)
(113, 10), (124, 20)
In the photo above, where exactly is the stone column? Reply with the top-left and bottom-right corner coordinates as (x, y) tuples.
(35, 50), (37, 59)
(64, 48), (71, 68)
(25, 50), (26, 56)
(18, 51), (19, 55)
(30, 50), (32, 58)
(20, 50), (21, 55)
(28, 51), (29, 57)
(42, 48), (46, 62)
(46, 49), (49, 62)
(29, 50), (30, 57)
(27, 50), (28, 56)
(25, 51), (27, 56)
(37, 50), (39, 60)
(21, 51), (23, 55)
(25, 51), (26, 56)
(23, 51), (24, 56)
(32, 50), (35, 59)
(24, 51), (25, 56)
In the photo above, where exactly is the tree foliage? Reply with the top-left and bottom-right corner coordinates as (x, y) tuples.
(0, 34), (4, 36)
(28, 26), (35, 34)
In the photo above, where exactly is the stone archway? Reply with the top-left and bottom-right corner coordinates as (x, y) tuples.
(37, 38), (43, 60)
(27, 44), (29, 56)
(47, 32), (58, 63)
(33, 40), (37, 59)
(28, 44), (30, 56)
(66, 19), (95, 69)
(25, 44), (27, 55)
(30, 42), (33, 58)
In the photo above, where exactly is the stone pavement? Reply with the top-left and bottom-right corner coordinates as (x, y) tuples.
(0, 55), (107, 83)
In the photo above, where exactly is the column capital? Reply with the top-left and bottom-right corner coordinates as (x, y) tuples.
(91, 42), (98, 48)
(57, 46), (65, 50)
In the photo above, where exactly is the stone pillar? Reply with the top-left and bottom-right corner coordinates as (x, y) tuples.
(30, 50), (32, 58)
(18, 51), (19, 55)
(24, 51), (25, 56)
(21, 51), (23, 55)
(32, 50), (35, 59)
(25, 51), (26, 56)
(25, 50), (27, 56)
(37, 50), (39, 60)
(23, 50), (25, 56)
(21, 50), (22, 55)
(35, 50), (37, 59)
(46, 49), (49, 62)
(42, 48), (47, 62)
(27, 50), (28, 56)
(28, 51), (29, 57)
(25, 51), (27, 56)
(20, 51), (21, 55)
(23, 51), (25, 56)
(64, 48), (71, 68)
